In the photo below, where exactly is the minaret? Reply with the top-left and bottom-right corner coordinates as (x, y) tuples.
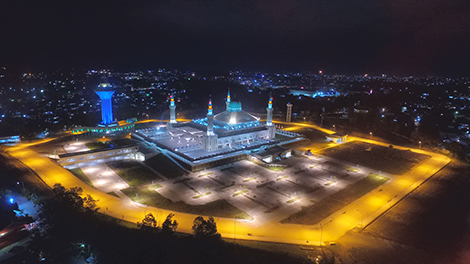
(169, 94), (177, 125)
(207, 97), (214, 136)
(226, 89), (231, 110)
(266, 96), (276, 139)
(95, 83), (115, 125)
(202, 96), (218, 151)
(266, 96), (273, 126)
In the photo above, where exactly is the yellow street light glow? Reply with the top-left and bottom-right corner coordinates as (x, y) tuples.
(3, 120), (451, 246)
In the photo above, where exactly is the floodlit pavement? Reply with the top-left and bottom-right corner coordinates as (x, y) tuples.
(63, 142), (90, 153)
(6, 122), (451, 246)
(81, 164), (129, 194)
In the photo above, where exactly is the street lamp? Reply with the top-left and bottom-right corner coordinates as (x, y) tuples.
(333, 125), (336, 132)
(369, 132), (373, 140)
(419, 141), (422, 149)
(17, 181), (25, 193)
(357, 209), (364, 229)
(234, 219), (236, 241)
(319, 223), (323, 247)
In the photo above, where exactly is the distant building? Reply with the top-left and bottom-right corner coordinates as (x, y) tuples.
(0, 135), (20, 144)
(286, 103), (293, 122)
(326, 133), (348, 144)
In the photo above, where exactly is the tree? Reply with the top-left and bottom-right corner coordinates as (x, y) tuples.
(137, 213), (158, 231)
(30, 184), (100, 263)
(161, 213), (178, 234)
(192, 216), (220, 238)
(83, 194), (99, 212)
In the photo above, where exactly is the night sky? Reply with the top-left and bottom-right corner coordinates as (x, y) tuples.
(1, 0), (470, 76)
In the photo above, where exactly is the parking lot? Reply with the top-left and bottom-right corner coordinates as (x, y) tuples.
(156, 153), (379, 224)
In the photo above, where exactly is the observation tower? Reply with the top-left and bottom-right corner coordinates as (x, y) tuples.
(95, 83), (115, 125)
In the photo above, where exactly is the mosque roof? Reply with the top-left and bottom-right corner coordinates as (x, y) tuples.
(214, 111), (259, 124)
(214, 101), (259, 124)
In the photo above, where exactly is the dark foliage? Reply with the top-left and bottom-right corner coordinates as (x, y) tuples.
(192, 216), (221, 239)
(29, 184), (303, 264)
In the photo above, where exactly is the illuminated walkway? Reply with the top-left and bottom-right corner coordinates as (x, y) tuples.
(6, 122), (451, 246)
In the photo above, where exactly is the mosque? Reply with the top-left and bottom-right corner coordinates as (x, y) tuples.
(135, 90), (305, 171)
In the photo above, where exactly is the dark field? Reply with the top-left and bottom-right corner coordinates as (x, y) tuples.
(282, 174), (389, 225)
(108, 160), (162, 186)
(333, 161), (470, 264)
(68, 168), (94, 187)
(85, 141), (110, 150)
(144, 154), (186, 179)
(320, 142), (430, 175)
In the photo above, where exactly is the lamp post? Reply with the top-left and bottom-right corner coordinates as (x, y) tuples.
(319, 223), (323, 247)
(333, 125), (336, 132)
(17, 181), (25, 193)
(419, 141), (422, 149)
(369, 132), (373, 140)
(357, 209), (364, 229)
(234, 219), (236, 242)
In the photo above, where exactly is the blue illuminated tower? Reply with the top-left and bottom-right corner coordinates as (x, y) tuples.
(225, 89), (231, 110)
(169, 94), (177, 125)
(95, 83), (115, 125)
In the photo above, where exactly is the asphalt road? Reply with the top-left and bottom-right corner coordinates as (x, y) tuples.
(5, 123), (451, 245)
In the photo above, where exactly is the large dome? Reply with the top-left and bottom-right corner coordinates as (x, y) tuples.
(214, 111), (259, 124)
(214, 101), (259, 124)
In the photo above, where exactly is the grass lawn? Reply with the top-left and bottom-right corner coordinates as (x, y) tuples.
(276, 175), (288, 181)
(275, 133), (294, 141)
(232, 190), (249, 197)
(107, 191), (120, 198)
(281, 174), (389, 225)
(121, 186), (252, 220)
(320, 142), (430, 175)
(243, 177), (256, 182)
(145, 154), (186, 179)
(268, 166), (286, 171)
(193, 192), (211, 199)
(293, 127), (328, 142)
(107, 161), (162, 186)
(85, 141), (110, 150)
(69, 168), (94, 187)
(286, 196), (302, 203)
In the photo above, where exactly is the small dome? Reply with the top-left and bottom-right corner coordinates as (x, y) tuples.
(228, 101), (242, 112)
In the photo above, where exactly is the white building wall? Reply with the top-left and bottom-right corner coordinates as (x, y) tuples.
(216, 130), (269, 149)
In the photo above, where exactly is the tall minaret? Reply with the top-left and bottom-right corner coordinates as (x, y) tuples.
(202, 96), (218, 151)
(266, 96), (276, 139)
(225, 89), (231, 110)
(169, 94), (177, 125)
(266, 96), (273, 126)
(207, 97), (215, 136)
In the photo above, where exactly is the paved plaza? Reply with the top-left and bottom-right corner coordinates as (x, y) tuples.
(156, 154), (381, 225)
(38, 136), (387, 226)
